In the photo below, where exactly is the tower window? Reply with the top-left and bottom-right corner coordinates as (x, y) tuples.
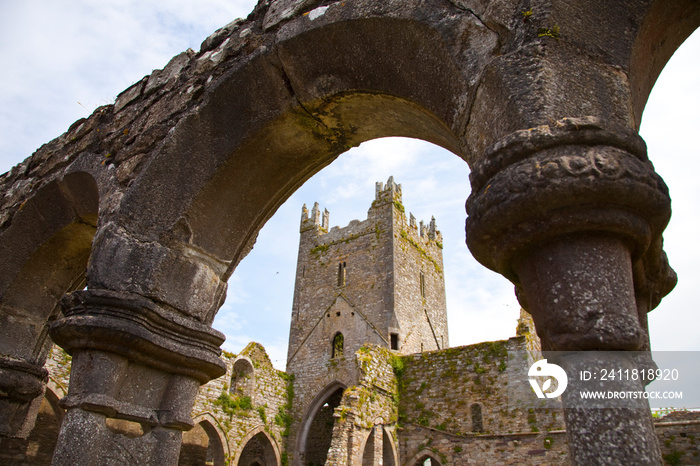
(332, 333), (344, 359)
(337, 261), (346, 286)
(471, 403), (484, 432)
(420, 271), (425, 298)
(390, 333), (399, 350)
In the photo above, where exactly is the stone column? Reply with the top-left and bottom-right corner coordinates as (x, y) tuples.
(465, 119), (675, 465)
(0, 356), (48, 438)
(372, 424), (384, 466)
(48, 289), (226, 465)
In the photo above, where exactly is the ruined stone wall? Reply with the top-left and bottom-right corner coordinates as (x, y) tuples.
(0, 397), (62, 466)
(5, 339), (700, 465)
(193, 342), (288, 465)
(397, 336), (566, 464)
(399, 424), (570, 465)
(654, 412), (700, 465)
(326, 345), (399, 465)
(7, 343), (287, 466)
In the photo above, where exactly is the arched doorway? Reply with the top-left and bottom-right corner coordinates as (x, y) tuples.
(416, 455), (441, 466)
(298, 384), (345, 466)
(360, 425), (397, 466)
(237, 431), (278, 466)
(179, 417), (226, 466)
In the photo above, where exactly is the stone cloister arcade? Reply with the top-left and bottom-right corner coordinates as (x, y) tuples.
(1, 0), (698, 464)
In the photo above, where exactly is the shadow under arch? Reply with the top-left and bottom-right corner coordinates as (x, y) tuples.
(43, 386), (65, 428)
(0, 170), (98, 436)
(234, 426), (281, 466)
(297, 381), (347, 465)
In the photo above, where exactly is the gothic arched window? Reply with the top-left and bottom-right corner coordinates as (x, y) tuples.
(332, 333), (344, 359)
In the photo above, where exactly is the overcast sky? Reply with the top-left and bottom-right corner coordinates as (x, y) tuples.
(1, 2), (698, 385)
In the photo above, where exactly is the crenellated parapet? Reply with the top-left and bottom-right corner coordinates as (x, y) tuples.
(300, 202), (329, 233)
(373, 175), (402, 207)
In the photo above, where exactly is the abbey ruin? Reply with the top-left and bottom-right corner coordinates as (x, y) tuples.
(1, 0), (699, 464)
(3, 178), (699, 464)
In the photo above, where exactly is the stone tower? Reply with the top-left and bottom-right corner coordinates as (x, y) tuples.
(286, 176), (448, 465)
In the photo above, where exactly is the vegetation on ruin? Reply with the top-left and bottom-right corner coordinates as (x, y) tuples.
(663, 450), (683, 466)
(274, 373), (294, 437)
(399, 230), (442, 273)
(215, 392), (253, 417)
(310, 243), (330, 255)
(257, 405), (267, 424)
(538, 24), (560, 39)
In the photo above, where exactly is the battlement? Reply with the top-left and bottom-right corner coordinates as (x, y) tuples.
(408, 214), (440, 242)
(300, 202), (330, 233)
(300, 177), (441, 246)
(374, 175), (402, 205)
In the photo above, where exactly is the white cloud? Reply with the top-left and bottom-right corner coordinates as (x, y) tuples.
(0, 0), (258, 171)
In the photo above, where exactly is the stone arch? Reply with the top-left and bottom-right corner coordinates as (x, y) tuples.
(297, 381), (346, 465)
(629, 0), (700, 127)
(180, 413), (228, 466)
(101, 13), (474, 321)
(0, 170), (98, 436)
(361, 427), (377, 466)
(235, 427), (280, 466)
(230, 357), (255, 400)
(406, 450), (443, 466)
(359, 424), (397, 466)
(382, 426), (399, 466)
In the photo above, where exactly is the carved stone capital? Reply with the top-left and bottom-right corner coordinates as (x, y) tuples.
(48, 289), (227, 429)
(50, 289), (226, 383)
(466, 117), (672, 285)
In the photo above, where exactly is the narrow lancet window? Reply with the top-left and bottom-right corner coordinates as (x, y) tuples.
(332, 333), (344, 358)
(471, 403), (483, 432)
(420, 271), (425, 298)
(337, 261), (346, 286)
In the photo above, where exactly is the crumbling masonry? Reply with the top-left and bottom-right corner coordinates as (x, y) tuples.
(1, 0), (699, 464)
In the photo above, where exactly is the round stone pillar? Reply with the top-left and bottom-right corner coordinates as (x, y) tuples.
(48, 289), (227, 465)
(465, 117), (675, 465)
